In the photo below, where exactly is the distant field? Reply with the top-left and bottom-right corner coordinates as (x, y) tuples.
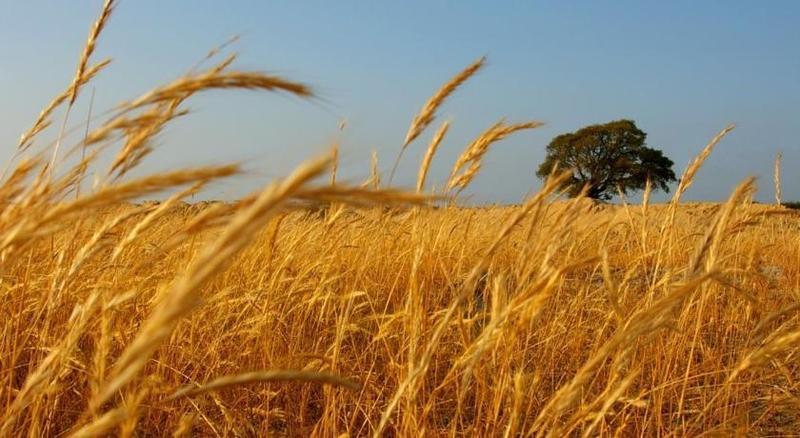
(3, 200), (800, 436)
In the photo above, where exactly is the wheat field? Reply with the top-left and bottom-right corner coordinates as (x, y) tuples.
(2, 2), (799, 436)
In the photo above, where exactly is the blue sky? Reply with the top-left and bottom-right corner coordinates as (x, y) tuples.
(1, 1), (798, 203)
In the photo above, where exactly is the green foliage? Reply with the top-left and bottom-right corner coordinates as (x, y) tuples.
(536, 120), (677, 200)
(781, 201), (800, 210)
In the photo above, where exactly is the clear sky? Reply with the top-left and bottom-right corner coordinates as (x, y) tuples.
(1, 1), (798, 203)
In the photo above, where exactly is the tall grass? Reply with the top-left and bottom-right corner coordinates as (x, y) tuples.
(1, 3), (798, 436)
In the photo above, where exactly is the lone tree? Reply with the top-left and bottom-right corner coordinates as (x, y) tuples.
(536, 119), (676, 200)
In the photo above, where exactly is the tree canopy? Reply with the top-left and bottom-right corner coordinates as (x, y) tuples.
(536, 119), (676, 200)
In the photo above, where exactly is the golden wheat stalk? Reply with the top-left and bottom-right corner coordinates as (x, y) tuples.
(17, 60), (111, 152)
(124, 71), (313, 110)
(416, 121), (449, 193)
(370, 149), (380, 189)
(655, 124), (736, 267)
(447, 120), (542, 191)
(674, 124), (736, 202)
(69, 0), (115, 105)
(107, 103), (186, 179)
(48, 0), (115, 173)
(188, 34), (240, 74)
(388, 56), (486, 183)
(170, 370), (361, 399)
(774, 151), (782, 205)
(686, 177), (756, 275)
(331, 143), (339, 185)
(171, 414), (196, 438)
(68, 406), (127, 438)
(84, 104), (190, 147)
(0, 158), (40, 204)
(404, 57), (485, 147)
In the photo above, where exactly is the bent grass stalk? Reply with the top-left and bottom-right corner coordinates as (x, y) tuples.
(389, 56), (486, 184)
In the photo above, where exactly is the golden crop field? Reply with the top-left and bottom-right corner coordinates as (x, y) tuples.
(2, 2), (799, 436)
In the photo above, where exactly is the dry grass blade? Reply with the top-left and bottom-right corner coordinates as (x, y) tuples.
(107, 102), (188, 178)
(416, 121), (449, 193)
(124, 71), (313, 110)
(84, 104), (189, 147)
(189, 34), (240, 74)
(404, 56), (485, 147)
(69, 0), (115, 104)
(448, 120), (543, 191)
(170, 370), (361, 399)
(736, 329), (800, 376)
(774, 151), (782, 205)
(68, 406), (127, 438)
(750, 303), (800, 343)
(686, 177), (756, 275)
(673, 124), (735, 202)
(47, 0), (115, 172)
(389, 56), (485, 183)
(369, 149), (380, 189)
(17, 60), (111, 152)
(331, 143), (339, 185)
(0, 158), (40, 204)
(656, 124), (736, 268)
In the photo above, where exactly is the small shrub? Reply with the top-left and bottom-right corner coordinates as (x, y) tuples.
(781, 201), (800, 210)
